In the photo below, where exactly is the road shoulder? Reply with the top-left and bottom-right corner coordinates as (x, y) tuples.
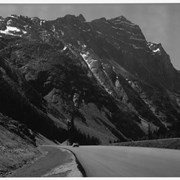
(9, 146), (83, 177)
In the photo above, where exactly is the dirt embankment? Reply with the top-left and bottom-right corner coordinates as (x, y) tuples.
(0, 125), (40, 177)
(10, 146), (83, 177)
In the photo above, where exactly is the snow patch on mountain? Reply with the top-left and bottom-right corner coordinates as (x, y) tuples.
(147, 42), (154, 49)
(0, 26), (20, 36)
(115, 77), (121, 89)
(80, 51), (114, 96)
(0, 26), (27, 36)
(7, 26), (20, 32)
(61, 46), (67, 52)
(7, 19), (13, 26)
(10, 15), (18, 18)
(82, 44), (87, 48)
(153, 48), (160, 53)
(40, 20), (46, 26)
(147, 42), (162, 55)
(52, 25), (56, 32)
(80, 52), (98, 69)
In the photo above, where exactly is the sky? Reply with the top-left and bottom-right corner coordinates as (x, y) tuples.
(0, 4), (179, 70)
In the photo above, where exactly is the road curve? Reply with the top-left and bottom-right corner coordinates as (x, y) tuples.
(10, 146), (82, 177)
(61, 145), (180, 177)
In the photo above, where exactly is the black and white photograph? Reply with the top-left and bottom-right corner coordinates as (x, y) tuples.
(0, 2), (180, 178)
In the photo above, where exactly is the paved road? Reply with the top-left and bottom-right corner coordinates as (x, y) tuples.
(62, 145), (180, 177)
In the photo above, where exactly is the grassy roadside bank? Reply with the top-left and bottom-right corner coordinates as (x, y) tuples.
(113, 138), (180, 150)
(0, 125), (41, 177)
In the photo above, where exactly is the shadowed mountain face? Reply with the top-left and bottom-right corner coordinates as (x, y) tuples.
(0, 14), (180, 144)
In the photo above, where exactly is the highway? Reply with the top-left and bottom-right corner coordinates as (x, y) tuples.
(64, 145), (180, 177)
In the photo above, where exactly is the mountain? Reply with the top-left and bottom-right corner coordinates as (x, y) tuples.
(0, 14), (180, 147)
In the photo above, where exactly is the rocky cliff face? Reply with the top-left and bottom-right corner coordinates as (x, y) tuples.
(0, 14), (180, 144)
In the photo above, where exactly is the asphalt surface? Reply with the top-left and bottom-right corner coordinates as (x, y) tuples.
(63, 145), (180, 177)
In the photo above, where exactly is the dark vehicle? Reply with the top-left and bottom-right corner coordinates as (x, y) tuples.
(72, 143), (79, 147)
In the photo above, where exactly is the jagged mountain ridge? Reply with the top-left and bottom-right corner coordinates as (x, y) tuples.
(0, 14), (180, 144)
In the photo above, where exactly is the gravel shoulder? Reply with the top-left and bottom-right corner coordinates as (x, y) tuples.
(10, 146), (83, 177)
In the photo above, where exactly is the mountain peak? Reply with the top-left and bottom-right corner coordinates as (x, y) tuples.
(116, 15), (128, 20)
(77, 14), (86, 22)
(110, 15), (132, 23)
(9, 14), (19, 18)
(91, 17), (106, 23)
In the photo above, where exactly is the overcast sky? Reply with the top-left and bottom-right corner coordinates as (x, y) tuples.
(0, 4), (179, 69)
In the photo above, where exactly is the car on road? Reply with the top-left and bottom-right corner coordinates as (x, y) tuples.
(72, 143), (79, 147)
